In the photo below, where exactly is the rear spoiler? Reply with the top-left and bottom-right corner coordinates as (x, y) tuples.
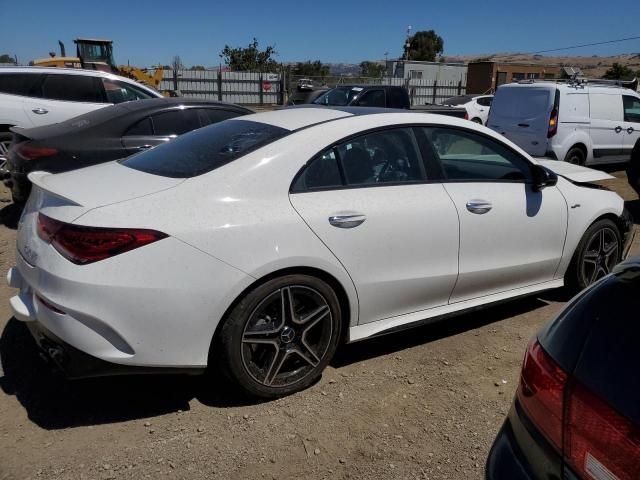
(28, 171), (81, 206)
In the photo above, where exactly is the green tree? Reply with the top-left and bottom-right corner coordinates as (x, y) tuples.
(0, 54), (14, 63)
(404, 30), (444, 62)
(359, 61), (386, 77)
(603, 63), (636, 80)
(190, 65), (206, 71)
(220, 38), (278, 72)
(292, 60), (330, 78)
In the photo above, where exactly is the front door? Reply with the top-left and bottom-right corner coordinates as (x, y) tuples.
(289, 127), (460, 325)
(421, 127), (567, 303)
(589, 92), (627, 163)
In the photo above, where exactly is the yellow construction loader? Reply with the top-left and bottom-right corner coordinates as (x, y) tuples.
(32, 38), (167, 93)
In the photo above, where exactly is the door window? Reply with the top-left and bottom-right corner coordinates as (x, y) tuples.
(423, 127), (532, 182)
(0, 73), (42, 97)
(41, 74), (103, 103)
(356, 90), (385, 107)
(151, 109), (201, 136)
(102, 79), (155, 103)
(124, 117), (153, 136)
(291, 150), (343, 192)
(623, 96), (640, 123)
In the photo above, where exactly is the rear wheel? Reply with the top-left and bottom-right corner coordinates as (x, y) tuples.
(471, 117), (482, 124)
(565, 146), (586, 165)
(566, 219), (622, 291)
(215, 274), (342, 398)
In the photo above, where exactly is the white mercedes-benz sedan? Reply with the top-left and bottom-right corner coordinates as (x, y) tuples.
(8, 106), (635, 397)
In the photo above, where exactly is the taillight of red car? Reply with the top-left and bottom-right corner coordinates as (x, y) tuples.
(517, 340), (640, 479)
(37, 213), (167, 265)
(15, 143), (58, 161)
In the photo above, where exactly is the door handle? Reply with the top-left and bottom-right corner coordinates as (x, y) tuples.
(466, 200), (492, 214)
(628, 127), (635, 134)
(32, 108), (48, 115)
(615, 126), (623, 133)
(328, 214), (366, 228)
(517, 123), (529, 128)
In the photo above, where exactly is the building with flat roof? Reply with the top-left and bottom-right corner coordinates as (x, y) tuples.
(386, 60), (467, 85)
(467, 61), (564, 94)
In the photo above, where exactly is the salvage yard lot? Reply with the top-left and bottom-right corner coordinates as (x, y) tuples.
(0, 172), (638, 480)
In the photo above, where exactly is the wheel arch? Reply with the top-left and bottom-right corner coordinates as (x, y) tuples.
(209, 265), (355, 361)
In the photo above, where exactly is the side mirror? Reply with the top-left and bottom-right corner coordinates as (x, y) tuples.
(531, 164), (558, 191)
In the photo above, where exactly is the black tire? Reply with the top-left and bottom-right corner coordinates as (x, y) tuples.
(564, 146), (586, 165)
(565, 219), (622, 291)
(215, 274), (342, 398)
(471, 117), (482, 124)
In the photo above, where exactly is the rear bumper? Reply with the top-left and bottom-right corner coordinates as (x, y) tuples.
(486, 400), (562, 480)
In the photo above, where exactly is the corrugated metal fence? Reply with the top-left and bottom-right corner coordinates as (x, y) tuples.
(159, 70), (284, 105)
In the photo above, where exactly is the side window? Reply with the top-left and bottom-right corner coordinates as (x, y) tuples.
(357, 90), (385, 108)
(388, 88), (408, 108)
(151, 109), (200, 136)
(0, 73), (42, 97)
(477, 97), (493, 107)
(124, 117), (153, 136)
(623, 96), (640, 123)
(423, 127), (532, 182)
(338, 128), (424, 186)
(291, 149), (343, 192)
(102, 79), (155, 104)
(41, 74), (103, 103)
(197, 108), (243, 127)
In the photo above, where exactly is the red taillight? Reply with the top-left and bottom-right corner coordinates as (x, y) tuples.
(16, 143), (58, 160)
(547, 108), (558, 138)
(565, 383), (640, 480)
(517, 340), (567, 451)
(464, 112), (469, 120)
(37, 213), (167, 265)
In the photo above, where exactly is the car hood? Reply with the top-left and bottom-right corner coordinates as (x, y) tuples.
(536, 160), (614, 183)
(28, 161), (184, 212)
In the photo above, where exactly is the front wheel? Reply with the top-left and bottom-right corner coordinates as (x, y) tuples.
(215, 274), (342, 398)
(566, 219), (622, 291)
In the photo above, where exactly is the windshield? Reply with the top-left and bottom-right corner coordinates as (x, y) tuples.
(121, 119), (289, 178)
(313, 87), (362, 106)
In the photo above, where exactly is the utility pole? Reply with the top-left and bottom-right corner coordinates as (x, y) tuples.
(405, 25), (412, 61)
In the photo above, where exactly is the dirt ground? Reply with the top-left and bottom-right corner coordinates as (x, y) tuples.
(0, 171), (638, 480)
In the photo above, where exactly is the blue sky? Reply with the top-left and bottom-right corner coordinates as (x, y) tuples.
(1, 0), (639, 67)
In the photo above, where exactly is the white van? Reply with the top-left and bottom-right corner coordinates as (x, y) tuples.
(488, 80), (640, 165)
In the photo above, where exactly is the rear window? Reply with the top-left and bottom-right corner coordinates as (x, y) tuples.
(492, 87), (552, 118)
(121, 119), (289, 178)
(0, 73), (42, 97)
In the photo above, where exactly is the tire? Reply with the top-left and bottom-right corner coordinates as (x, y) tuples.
(471, 117), (482, 124)
(215, 274), (343, 398)
(564, 146), (586, 165)
(565, 219), (622, 291)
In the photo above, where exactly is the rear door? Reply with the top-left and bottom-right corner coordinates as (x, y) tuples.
(0, 73), (44, 128)
(589, 92), (626, 163)
(289, 127), (460, 325)
(488, 86), (554, 157)
(23, 74), (107, 126)
(622, 94), (640, 158)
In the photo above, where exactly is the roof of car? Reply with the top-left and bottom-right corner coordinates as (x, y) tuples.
(0, 66), (161, 93)
(117, 97), (252, 113)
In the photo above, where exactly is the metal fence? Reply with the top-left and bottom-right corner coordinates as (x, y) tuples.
(289, 75), (466, 106)
(159, 70), (285, 105)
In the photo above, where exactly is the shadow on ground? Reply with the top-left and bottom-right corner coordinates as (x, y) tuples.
(0, 293), (549, 429)
(0, 202), (22, 229)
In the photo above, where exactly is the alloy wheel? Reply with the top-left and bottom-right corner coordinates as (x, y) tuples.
(581, 227), (619, 285)
(240, 285), (333, 388)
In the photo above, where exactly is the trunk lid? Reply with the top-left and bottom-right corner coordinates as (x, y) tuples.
(488, 84), (555, 157)
(16, 162), (183, 267)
